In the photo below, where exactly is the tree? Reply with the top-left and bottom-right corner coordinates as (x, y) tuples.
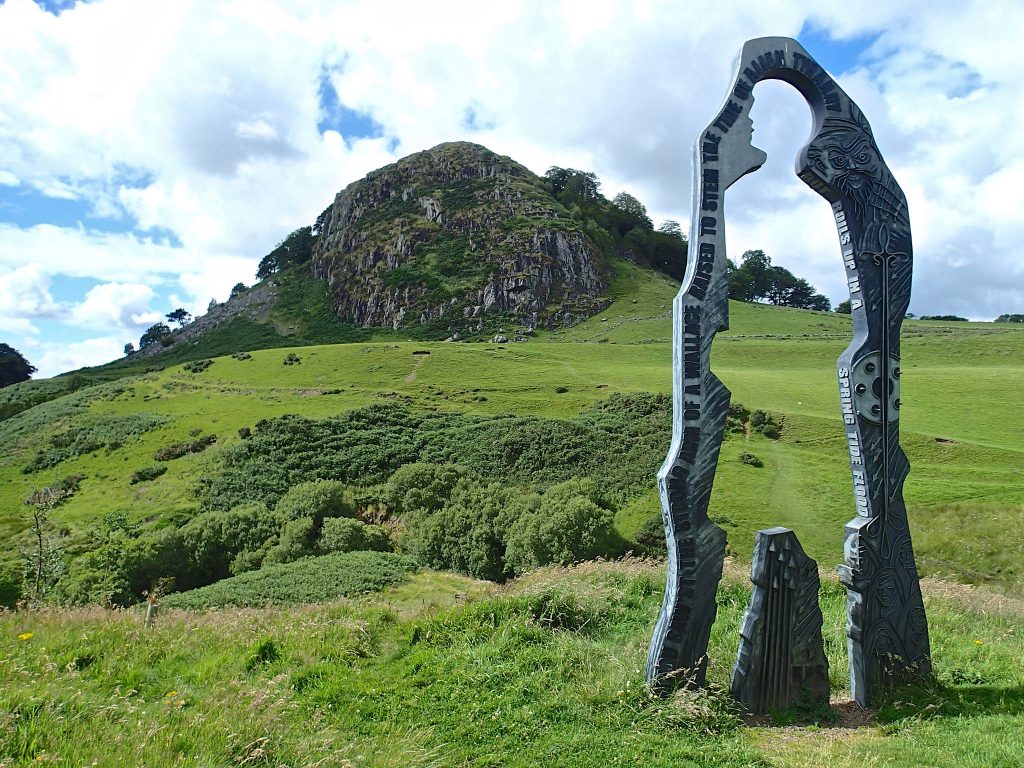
(166, 308), (192, 327)
(836, 299), (852, 314)
(313, 205), (332, 237)
(123, 342), (135, 356)
(995, 313), (1024, 323)
(658, 220), (684, 238)
(727, 250), (829, 310)
(139, 323), (172, 349)
(544, 167), (601, 200)
(229, 282), (247, 298)
(256, 226), (314, 281)
(0, 344), (37, 388)
(611, 191), (653, 233)
(728, 250), (773, 301)
(22, 488), (65, 602)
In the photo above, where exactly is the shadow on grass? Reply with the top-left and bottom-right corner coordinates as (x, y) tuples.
(747, 679), (1024, 729)
(875, 679), (1024, 724)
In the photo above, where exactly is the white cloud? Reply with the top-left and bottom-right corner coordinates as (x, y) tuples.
(70, 282), (158, 330)
(0, 263), (62, 319)
(1, 0), (1023, 377)
(0, 223), (185, 283)
(29, 335), (128, 379)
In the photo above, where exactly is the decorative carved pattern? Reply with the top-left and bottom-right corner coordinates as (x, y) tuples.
(731, 528), (830, 714)
(648, 37), (931, 706)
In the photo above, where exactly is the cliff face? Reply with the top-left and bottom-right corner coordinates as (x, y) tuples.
(313, 142), (611, 332)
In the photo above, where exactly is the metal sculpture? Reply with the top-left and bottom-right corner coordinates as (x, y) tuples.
(731, 527), (830, 714)
(648, 36), (930, 706)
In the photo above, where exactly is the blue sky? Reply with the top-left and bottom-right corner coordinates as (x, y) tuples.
(2, 0), (1022, 377)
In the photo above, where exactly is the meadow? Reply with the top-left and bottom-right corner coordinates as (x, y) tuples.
(2, 558), (1022, 767)
(2, 258), (1021, 593)
(2, 258), (1023, 766)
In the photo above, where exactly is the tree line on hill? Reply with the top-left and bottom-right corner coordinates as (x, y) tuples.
(544, 168), (831, 311)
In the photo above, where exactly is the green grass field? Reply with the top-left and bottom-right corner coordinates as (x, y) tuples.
(3, 271), (1021, 593)
(2, 263), (1024, 766)
(3, 559), (1022, 767)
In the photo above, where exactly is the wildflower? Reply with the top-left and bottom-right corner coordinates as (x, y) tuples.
(18, 633), (33, 641)
(974, 639), (983, 646)
(165, 690), (178, 698)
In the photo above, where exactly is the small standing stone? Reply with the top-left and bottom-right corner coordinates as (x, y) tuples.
(730, 527), (830, 714)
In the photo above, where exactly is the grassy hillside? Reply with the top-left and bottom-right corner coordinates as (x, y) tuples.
(3, 559), (1022, 766)
(2, 260), (1023, 766)
(3, 267), (1021, 595)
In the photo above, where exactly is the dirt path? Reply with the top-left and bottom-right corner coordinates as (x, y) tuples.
(405, 352), (430, 383)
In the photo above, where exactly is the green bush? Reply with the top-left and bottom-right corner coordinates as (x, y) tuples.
(154, 434), (216, 461)
(505, 478), (619, 575)
(199, 394), (671, 512)
(178, 502), (281, 583)
(24, 414), (164, 473)
(318, 517), (390, 554)
(161, 551), (418, 608)
(402, 478), (533, 581)
(405, 502), (507, 581)
(739, 452), (763, 467)
(0, 564), (21, 608)
(274, 480), (355, 523)
(263, 517), (317, 565)
(183, 359), (213, 374)
(633, 513), (666, 554)
(384, 463), (468, 515)
(130, 465), (167, 484)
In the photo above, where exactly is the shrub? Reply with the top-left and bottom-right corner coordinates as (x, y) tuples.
(749, 410), (767, 430)
(761, 423), (781, 440)
(402, 478), (532, 581)
(24, 414), (164, 473)
(319, 517), (390, 554)
(198, 395), (671, 512)
(263, 517), (317, 565)
(505, 478), (619, 575)
(405, 502), (506, 581)
(130, 465), (167, 484)
(283, 352), (302, 366)
(178, 502), (281, 583)
(183, 359), (213, 374)
(727, 402), (749, 422)
(275, 480), (355, 523)
(154, 434), (216, 461)
(384, 463), (469, 515)
(232, 352), (252, 360)
(739, 452), (763, 467)
(633, 513), (666, 554)
(555, 386), (569, 394)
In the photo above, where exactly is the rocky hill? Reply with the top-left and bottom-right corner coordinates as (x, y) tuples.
(312, 142), (612, 335)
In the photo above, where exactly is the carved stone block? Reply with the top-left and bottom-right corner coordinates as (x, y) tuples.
(731, 527), (830, 714)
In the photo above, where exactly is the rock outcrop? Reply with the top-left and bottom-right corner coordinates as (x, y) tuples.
(313, 142), (611, 332)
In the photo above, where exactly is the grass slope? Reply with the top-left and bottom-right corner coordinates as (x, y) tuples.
(3, 560), (1021, 767)
(3, 283), (1021, 593)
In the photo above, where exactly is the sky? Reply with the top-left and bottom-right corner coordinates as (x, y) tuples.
(1, 0), (1022, 377)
